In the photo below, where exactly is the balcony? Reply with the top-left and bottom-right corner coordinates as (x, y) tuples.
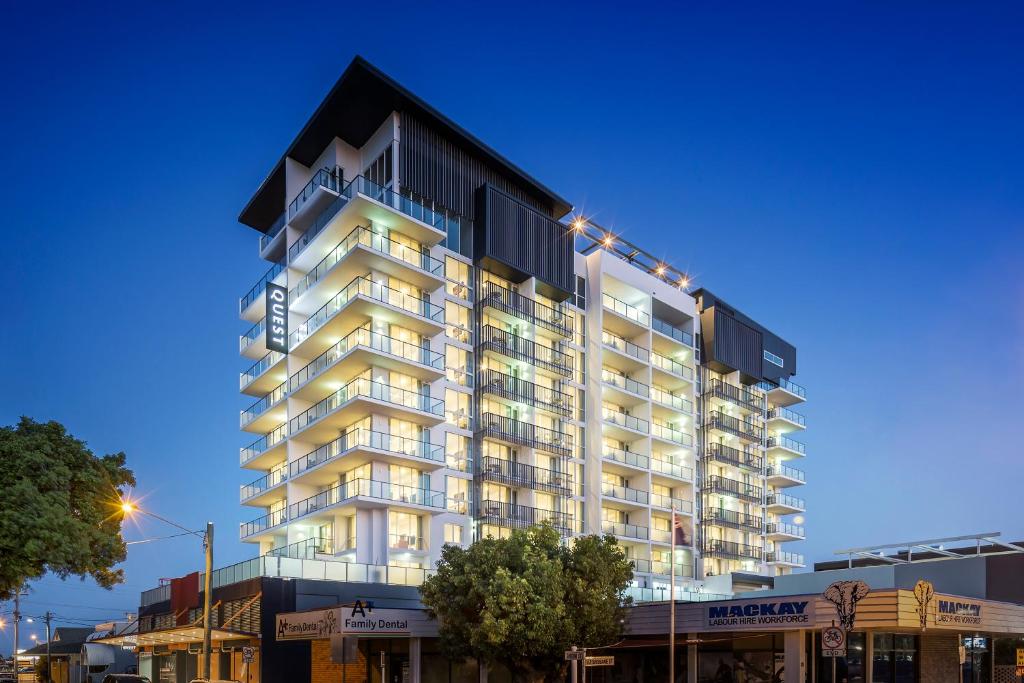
(289, 276), (445, 356)
(240, 351), (286, 394)
(289, 479), (446, 524)
(287, 327), (444, 402)
(651, 421), (693, 447)
(765, 493), (806, 514)
(240, 380), (288, 432)
(650, 387), (693, 414)
(289, 429), (445, 485)
(239, 422), (288, 469)
(239, 317), (267, 358)
(478, 500), (575, 536)
(240, 465), (288, 506)
(240, 508), (287, 539)
(650, 457), (694, 481)
(650, 494), (693, 514)
(652, 353), (695, 383)
(478, 325), (573, 379)
(288, 379), (444, 443)
(650, 560), (695, 578)
(601, 330), (650, 372)
(288, 175), (451, 266)
(703, 475), (763, 503)
(766, 550), (806, 566)
(602, 293), (650, 334)
(651, 317), (693, 346)
(705, 442), (763, 472)
(704, 411), (763, 443)
(766, 435), (807, 459)
(478, 456), (572, 495)
(289, 225), (444, 314)
(478, 282), (572, 338)
(601, 368), (650, 400)
(702, 539), (763, 562)
(705, 378), (765, 412)
(765, 463), (806, 487)
(702, 507), (763, 533)
(766, 407), (807, 432)
(603, 407), (649, 436)
(287, 167), (343, 227)
(239, 260), (286, 320)
(601, 482), (649, 506)
(603, 446), (650, 471)
(258, 212), (286, 259)
(602, 520), (649, 541)
(479, 412), (573, 457)
(478, 369), (573, 417)
(765, 522), (806, 541)
(757, 378), (807, 407)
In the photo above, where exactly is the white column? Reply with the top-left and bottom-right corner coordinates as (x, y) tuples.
(784, 629), (807, 683)
(409, 637), (421, 683)
(687, 633), (699, 683)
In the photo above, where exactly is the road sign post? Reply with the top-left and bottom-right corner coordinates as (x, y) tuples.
(585, 656), (615, 667)
(822, 626), (846, 657)
(565, 646), (581, 683)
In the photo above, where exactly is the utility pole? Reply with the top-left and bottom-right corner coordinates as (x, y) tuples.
(202, 521), (214, 681)
(669, 505), (676, 683)
(11, 590), (20, 669)
(44, 611), (52, 683)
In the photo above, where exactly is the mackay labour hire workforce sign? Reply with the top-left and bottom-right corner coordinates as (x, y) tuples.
(704, 597), (814, 630)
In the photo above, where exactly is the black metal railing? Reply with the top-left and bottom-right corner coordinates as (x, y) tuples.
(478, 412), (573, 457)
(704, 411), (763, 442)
(478, 325), (573, 378)
(702, 507), (763, 533)
(702, 539), (763, 561)
(477, 456), (572, 495)
(478, 369), (572, 417)
(702, 475), (763, 503)
(478, 282), (573, 337)
(477, 500), (575, 535)
(706, 378), (765, 411)
(705, 442), (764, 471)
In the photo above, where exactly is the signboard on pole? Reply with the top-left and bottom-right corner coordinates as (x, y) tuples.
(564, 650), (584, 661)
(1015, 648), (1024, 676)
(585, 656), (614, 667)
(822, 626), (846, 658)
(241, 646), (255, 663)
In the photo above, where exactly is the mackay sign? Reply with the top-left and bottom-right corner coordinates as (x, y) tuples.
(705, 598), (814, 630)
(935, 599), (982, 626)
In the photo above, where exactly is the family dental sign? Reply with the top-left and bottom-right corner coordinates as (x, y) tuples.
(705, 599), (814, 630)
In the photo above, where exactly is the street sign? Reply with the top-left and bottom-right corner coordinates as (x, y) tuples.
(585, 656), (615, 667)
(564, 650), (584, 661)
(241, 647), (255, 663)
(822, 626), (846, 658)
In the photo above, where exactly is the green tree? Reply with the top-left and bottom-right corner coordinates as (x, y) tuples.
(420, 524), (634, 683)
(0, 417), (135, 600)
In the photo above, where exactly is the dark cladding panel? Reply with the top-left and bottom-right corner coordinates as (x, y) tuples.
(474, 184), (574, 300)
(713, 309), (764, 380)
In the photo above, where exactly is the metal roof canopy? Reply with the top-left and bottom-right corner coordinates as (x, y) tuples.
(570, 217), (692, 290)
(834, 531), (1024, 568)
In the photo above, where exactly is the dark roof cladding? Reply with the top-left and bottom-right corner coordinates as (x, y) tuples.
(238, 56), (572, 231)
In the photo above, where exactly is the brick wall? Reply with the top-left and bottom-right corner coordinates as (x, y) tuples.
(311, 638), (368, 683)
(920, 633), (960, 683)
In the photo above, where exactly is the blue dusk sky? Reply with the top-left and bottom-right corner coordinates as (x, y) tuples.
(2, 1), (1022, 644)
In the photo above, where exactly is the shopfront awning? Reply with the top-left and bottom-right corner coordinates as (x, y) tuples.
(93, 626), (257, 648)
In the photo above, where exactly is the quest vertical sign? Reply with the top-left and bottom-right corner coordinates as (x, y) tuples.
(265, 283), (288, 353)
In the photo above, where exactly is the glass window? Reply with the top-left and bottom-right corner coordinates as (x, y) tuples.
(447, 476), (469, 514)
(444, 523), (464, 545)
(445, 257), (472, 299)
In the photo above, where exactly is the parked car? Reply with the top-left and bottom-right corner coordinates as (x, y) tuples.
(101, 675), (152, 683)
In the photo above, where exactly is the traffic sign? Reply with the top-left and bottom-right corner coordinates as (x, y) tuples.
(585, 656), (614, 667)
(242, 646), (256, 663)
(822, 626), (846, 658)
(564, 650), (584, 661)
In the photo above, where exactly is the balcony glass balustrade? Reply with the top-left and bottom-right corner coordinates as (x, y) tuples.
(240, 465), (288, 501)
(289, 275), (444, 349)
(602, 520), (649, 540)
(601, 482), (649, 505)
(258, 212), (286, 252)
(602, 369), (650, 397)
(651, 421), (693, 446)
(603, 408), (649, 434)
(652, 353), (694, 380)
(240, 381), (288, 427)
(651, 317), (693, 345)
(240, 508), (287, 538)
(240, 351), (284, 389)
(239, 317), (265, 352)
(765, 522), (805, 538)
(289, 378), (442, 435)
(766, 492), (806, 510)
(650, 387), (693, 413)
(602, 446), (650, 469)
(239, 260), (285, 313)
(289, 478), (445, 520)
(649, 494), (692, 513)
(767, 406), (806, 426)
(766, 435), (807, 454)
(290, 225), (444, 303)
(289, 429), (444, 479)
(601, 330), (649, 361)
(650, 457), (694, 480)
(288, 167), (342, 219)
(240, 422), (287, 465)
(602, 293), (650, 326)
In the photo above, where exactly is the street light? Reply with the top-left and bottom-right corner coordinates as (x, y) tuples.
(120, 498), (214, 681)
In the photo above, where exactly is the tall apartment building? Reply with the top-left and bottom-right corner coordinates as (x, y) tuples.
(235, 57), (808, 600)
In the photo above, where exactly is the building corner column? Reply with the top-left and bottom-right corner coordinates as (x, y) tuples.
(784, 629), (807, 683)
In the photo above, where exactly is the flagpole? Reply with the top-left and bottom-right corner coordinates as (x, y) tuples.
(669, 504), (675, 683)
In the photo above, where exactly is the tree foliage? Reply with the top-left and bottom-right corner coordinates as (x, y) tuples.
(420, 524), (634, 683)
(0, 417), (135, 600)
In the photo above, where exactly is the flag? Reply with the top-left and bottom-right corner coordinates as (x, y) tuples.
(673, 511), (689, 547)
